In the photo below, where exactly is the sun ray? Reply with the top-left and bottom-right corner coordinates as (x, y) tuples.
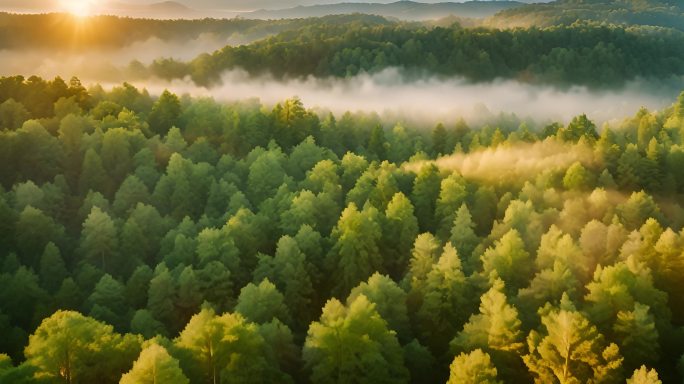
(61, 0), (95, 18)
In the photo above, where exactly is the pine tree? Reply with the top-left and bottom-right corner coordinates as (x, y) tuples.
(368, 124), (388, 160)
(414, 243), (469, 354)
(235, 279), (291, 325)
(383, 192), (419, 277)
(449, 204), (480, 273)
(348, 272), (411, 341)
(613, 303), (659, 371)
(451, 279), (523, 354)
(481, 229), (532, 294)
(431, 123), (448, 156)
(411, 164), (441, 232)
(435, 174), (467, 239)
(148, 90), (180, 136)
(38, 242), (68, 292)
(523, 295), (623, 384)
(447, 349), (501, 384)
(303, 295), (408, 384)
(120, 343), (189, 384)
(79, 207), (118, 272)
(327, 203), (383, 296)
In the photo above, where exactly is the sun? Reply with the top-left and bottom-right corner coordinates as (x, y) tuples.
(61, 0), (96, 17)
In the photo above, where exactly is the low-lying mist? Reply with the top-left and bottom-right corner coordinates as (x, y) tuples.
(126, 68), (680, 127)
(0, 42), (679, 127)
(0, 33), (267, 82)
(405, 140), (595, 183)
(0, 36), (223, 79)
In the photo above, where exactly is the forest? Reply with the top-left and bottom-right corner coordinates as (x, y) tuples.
(0, 13), (317, 50)
(2, 0), (684, 382)
(148, 16), (684, 88)
(4, 8), (684, 89)
(0, 73), (683, 383)
(489, 0), (684, 30)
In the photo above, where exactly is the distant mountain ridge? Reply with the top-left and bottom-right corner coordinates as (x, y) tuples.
(147, 1), (191, 12)
(0, 0), (533, 20)
(100, 1), (199, 18)
(246, 1), (525, 20)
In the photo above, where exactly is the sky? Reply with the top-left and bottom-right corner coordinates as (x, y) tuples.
(0, 0), (543, 13)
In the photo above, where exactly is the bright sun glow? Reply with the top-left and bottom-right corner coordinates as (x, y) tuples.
(62, 0), (95, 17)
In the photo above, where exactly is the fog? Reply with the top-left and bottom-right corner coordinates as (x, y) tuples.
(405, 140), (595, 183)
(0, 39), (678, 127)
(122, 68), (679, 127)
(0, 35), (254, 83)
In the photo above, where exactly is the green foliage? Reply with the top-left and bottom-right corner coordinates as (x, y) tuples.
(38, 242), (67, 292)
(15, 206), (65, 268)
(120, 343), (189, 384)
(347, 272), (411, 341)
(481, 229), (533, 294)
(144, 19), (684, 89)
(558, 115), (599, 142)
(523, 295), (623, 384)
(303, 295), (409, 384)
(413, 243), (469, 355)
(327, 202), (383, 296)
(435, 173), (467, 239)
(383, 192), (419, 277)
(0, 99), (29, 130)
(235, 279), (291, 325)
(451, 279), (523, 354)
(88, 274), (128, 330)
(447, 349), (501, 384)
(411, 164), (441, 233)
(80, 207), (118, 272)
(25, 311), (141, 384)
(148, 90), (180, 136)
(613, 303), (659, 372)
(175, 307), (291, 384)
(563, 162), (595, 190)
(1, 76), (684, 382)
(449, 204), (480, 272)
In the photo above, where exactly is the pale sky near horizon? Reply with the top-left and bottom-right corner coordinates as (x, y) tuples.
(0, 0), (541, 12)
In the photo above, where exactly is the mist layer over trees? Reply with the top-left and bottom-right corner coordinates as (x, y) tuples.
(0, 75), (683, 383)
(144, 15), (684, 88)
(3, 11), (684, 89)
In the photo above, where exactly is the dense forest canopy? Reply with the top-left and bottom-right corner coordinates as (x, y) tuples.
(0, 75), (684, 383)
(153, 19), (684, 88)
(488, 0), (684, 29)
(3, 4), (684, 89)
(3, 0), (684, 383)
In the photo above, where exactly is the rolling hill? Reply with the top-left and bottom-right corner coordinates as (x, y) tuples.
(246, 1), (525, 20)
(488, 0), (684, 30)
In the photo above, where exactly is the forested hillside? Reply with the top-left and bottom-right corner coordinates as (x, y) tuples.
(0, 13), (320, 50)
(5, 8), (684, 89)
(488, 0), (684, 30)
(245, 0), (523, 21)
(149, 17), (684, 88)
(0, 75), (684, 383)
